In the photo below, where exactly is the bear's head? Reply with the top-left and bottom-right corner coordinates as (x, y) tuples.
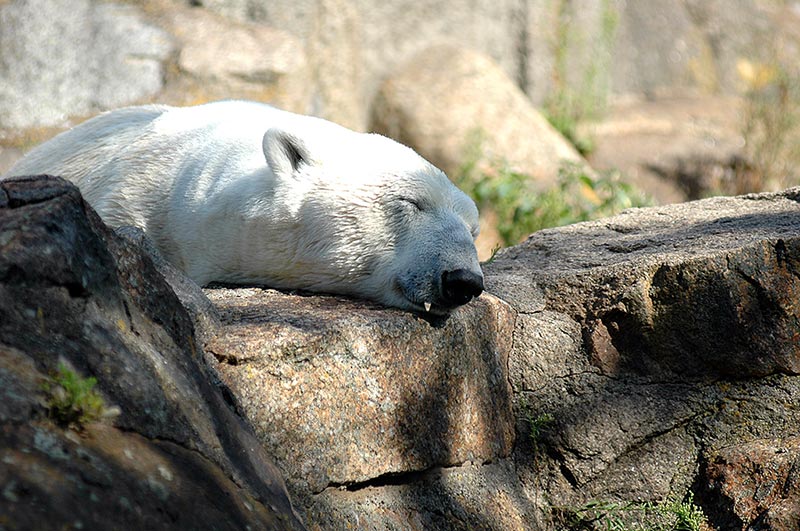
(259, 118), (484, 315)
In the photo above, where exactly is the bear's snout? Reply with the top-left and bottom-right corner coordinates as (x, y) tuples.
(441, 268), (484, 307)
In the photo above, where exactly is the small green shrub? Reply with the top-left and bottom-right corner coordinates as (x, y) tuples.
(528, 412), (555, 442)
(459, 146), (651, 248)
(544, 0), (618, 156)
(553, 493), (708, 531)
(739, 58), (800, 192)
(42, 363), (115, 427)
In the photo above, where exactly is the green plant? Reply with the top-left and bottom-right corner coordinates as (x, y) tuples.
(659, 495), (707, 531)
(458, 143), (651, 248)
(544, 0), (618, 156)
(517, 395), (555, 443)
(42, 363), (116, 427)
(553, 493), (708, 531)
(739, 58), (800, 192)
(480, 243), (502, 266)
(528, 412), (555, 442)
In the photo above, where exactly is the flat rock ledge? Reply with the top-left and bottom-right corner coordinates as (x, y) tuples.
(204, 288), (521, 529)
(205, 289), (515, 495)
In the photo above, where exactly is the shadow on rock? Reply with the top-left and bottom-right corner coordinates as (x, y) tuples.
(487, 188), (800, 528)
(0, 176), (305, 530)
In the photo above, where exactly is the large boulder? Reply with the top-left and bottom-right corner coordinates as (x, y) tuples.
(203, 187), (800, 530)
(486, 187), (800, 528)
(204, 288), (525, 526)
(201, 183), (800, 530)
(4, 174), (800, 530)
(370, 45), (587, 185)
(0, 176), (305, 530)
(370, 45), (591, 259)
(489, 189), (800, 380)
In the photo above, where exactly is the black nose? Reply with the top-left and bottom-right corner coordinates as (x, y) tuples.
(441, 269), (484, 307)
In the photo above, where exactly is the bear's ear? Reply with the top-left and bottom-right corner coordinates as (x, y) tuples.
(262, 128), (311, 178)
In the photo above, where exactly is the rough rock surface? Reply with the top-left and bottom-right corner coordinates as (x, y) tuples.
(201, 186), (800, 530)
(0, 0), (172, 129)
(204, 288), (518, 517)
(4, 175), (800, 530)
(489, 189), (800, 379)
(303, 459), (540, 531)
(0, 176), (305, 530)
(486, 188), (800, 528)
(701, 437), (800, 530)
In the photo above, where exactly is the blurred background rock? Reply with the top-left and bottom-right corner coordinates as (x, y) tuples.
(2, 0), (799, 256)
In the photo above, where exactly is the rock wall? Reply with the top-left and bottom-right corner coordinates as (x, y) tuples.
(1, 0), (796, 132)
(198, 0), (794, 105)
(3, 177), (800, 529)
(200, 186), (800, 529)
(0, 0), (173, 129)
(3, 0), (797, 215)
(487, 188), (800, 529)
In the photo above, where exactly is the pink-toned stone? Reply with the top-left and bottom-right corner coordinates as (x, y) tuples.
(704, 437), (800, 530)
(205, 288), (516, 495)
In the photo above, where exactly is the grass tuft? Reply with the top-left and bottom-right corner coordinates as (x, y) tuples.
(553, 493), (709, 531)
(42, 363), (118, 428)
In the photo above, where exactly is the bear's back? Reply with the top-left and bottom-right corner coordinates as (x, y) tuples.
(5, 105), (169, 182)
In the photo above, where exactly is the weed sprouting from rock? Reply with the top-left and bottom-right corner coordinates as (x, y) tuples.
(42, 363), (119, 428)
(552, 493), (709, 531)
(517, 394), (555, 445)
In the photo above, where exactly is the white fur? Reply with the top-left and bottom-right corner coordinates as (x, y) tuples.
(5, 101), (482, 313)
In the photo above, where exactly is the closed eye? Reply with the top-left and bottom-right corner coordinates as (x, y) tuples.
(399, 197), (423, 211)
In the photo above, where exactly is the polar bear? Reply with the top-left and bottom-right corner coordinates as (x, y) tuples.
(5, 101), (483, 314)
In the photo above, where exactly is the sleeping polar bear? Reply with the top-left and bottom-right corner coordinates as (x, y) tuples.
(5, 101), (483, 315)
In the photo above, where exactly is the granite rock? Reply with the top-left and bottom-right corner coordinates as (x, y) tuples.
(0, 176), (305, 530)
